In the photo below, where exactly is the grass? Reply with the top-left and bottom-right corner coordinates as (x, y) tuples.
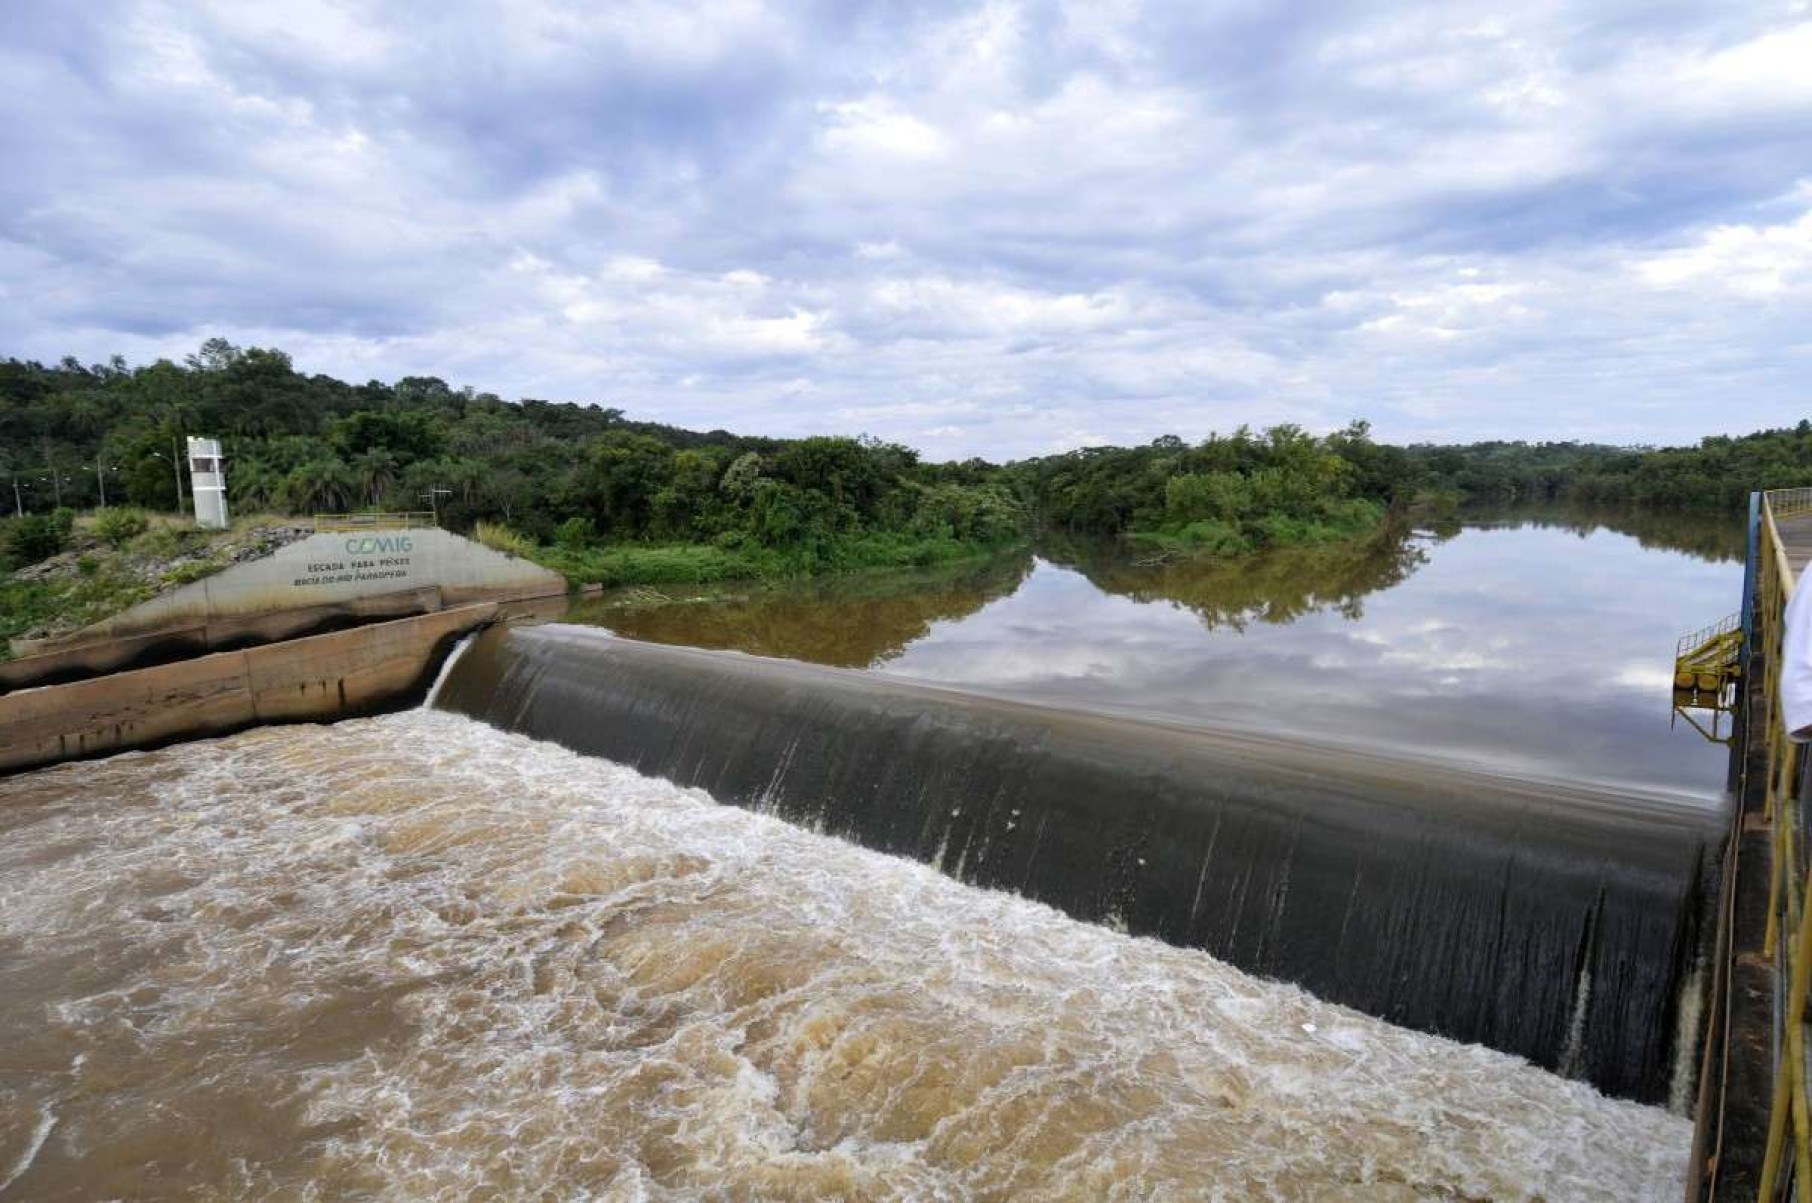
(530, 530), (1024, 589)
(0, 510), (295, 658)
(474, 520), (538, 558)
(0, 568), (155, 659)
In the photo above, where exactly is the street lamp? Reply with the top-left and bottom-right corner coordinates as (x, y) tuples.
(147, 451), (186, 514)
(91, 457), (122, 509)
(38, 469), (68, 509)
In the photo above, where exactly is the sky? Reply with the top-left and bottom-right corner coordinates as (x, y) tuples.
(2, 0), (1808, 459)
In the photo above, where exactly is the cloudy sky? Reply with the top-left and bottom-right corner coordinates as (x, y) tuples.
(2, 1), (1808, 458)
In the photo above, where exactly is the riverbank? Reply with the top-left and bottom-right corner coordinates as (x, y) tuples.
(523, 528), (1026, 588)
(0, 508), (1022, 659)
(0, 512), (310, 658)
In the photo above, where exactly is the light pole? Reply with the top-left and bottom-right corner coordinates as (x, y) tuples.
(149, 451), (186, 515)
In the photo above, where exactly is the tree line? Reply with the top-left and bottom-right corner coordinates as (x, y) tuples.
(2, 341), (1805, 574)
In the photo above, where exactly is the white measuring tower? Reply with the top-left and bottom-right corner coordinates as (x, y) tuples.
(186, 436), (228, 529)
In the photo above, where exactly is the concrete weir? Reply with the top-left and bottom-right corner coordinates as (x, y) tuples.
(0, 523), (570, 773)
(0, 605), (500, 774)
(435, 622), (1725, 1104)
(3, 527), (566, 690)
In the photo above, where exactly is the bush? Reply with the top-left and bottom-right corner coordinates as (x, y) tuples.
(5, 514), (68, 565)
(554, 516), (595, 549)
(92, 507), (151, 547)
(129, 525), (194, 558)
(1174, 519), (1250, 555)
(474, 520), (536, 558)
(166, 559), (224, 585)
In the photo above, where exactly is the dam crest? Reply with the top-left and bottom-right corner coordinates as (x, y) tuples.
(433, 622), (1722, 1105)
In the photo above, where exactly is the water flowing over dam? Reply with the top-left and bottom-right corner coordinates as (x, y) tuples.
(0, 713), (1691, 1198)
(433, 623), (1724, 1105)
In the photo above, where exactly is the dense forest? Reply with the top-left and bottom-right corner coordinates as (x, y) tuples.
(2, 341), (1808, 584)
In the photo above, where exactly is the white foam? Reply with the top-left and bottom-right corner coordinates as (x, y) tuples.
(423, 632), (480, 708)
(0, 1107), (57, 1195)
(0, 712), (1693, 1199)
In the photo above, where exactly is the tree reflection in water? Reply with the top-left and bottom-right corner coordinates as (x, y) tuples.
(1041, 522), (1436, 633)
(566, 552), (1035, 667)
(564, 503), (1744, 671)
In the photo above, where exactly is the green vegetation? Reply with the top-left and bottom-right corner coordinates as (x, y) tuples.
(1402, 425), (1812, 512)
(90, 506), (150, 547)
(5, 508), (75, 565)
(535, 529), (1006, 589)
(1007, 422), (1406, 554)
(0, 512), (272, 657)
(3, 340), (1806, 619)
(472, 520), (537, 559)
(1, 342), (1027, 590)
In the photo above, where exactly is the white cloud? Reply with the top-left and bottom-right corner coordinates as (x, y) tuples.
(1635, 207), (1812, 297)
(819, 98), (947, 159)
(1, 0), (1809, 457)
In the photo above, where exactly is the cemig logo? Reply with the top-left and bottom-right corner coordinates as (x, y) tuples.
(344, 535), (414, 554)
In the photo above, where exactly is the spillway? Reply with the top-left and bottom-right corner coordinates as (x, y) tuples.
(0, 712), (1692, 1197)
(432, 623), (1723, 1104)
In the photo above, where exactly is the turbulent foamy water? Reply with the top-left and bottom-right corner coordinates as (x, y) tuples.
(0, 713), (1688, 1200)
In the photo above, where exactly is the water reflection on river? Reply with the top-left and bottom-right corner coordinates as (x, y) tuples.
(577, 507), (1743, 796)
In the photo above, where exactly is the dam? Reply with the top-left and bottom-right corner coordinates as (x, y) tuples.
(0, 505), (1767, 1197)
(433, 623), (1717, 1104)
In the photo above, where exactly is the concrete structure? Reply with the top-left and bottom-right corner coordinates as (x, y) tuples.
(0, 587), (446, 691)
(3, 525), (567, 691)
(100, 526), (562, 635)
(0, 604), (500, 775)
(187, 436), (228, 529)
(436, 624), (1721, 1104)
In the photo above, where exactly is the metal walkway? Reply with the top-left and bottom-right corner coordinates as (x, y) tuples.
(1779, 510), (1812, 579)
(1697, 487), (1812, 1200)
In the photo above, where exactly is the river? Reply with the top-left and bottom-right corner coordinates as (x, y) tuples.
(580, 507), (1744, 794)
(0, 507), (1738, 1199)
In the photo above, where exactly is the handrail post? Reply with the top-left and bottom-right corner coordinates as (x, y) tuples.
(1735, 492), (1762, 793)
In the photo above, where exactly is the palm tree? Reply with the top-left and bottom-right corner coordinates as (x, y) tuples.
(352, 449), (400, 509)
(229, 457), (281, 514)
(280, 458), (356, 515)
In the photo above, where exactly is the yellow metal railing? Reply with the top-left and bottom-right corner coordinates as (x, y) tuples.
(1754, 488), (1812, 1198)
(1682, 614), (1743, 662)
(1678, 613), (1745, 692)
(1769, 488), (1812, 522)
(310, 511), (438, 532)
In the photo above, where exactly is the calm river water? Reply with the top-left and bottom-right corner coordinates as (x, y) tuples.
(0, 507), (1736, 1199)
(580, 507), (1745, 797)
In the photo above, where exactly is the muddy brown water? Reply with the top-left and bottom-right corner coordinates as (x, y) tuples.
(1, 717), (1689, 1199)
(0, 507), (1736, 1198)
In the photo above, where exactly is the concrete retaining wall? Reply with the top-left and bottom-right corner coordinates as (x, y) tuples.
(84, 528), (562, 638)
(0, 604), (497, 775)
(4, 529), (569, 692)
(0, 586), (448, 692)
